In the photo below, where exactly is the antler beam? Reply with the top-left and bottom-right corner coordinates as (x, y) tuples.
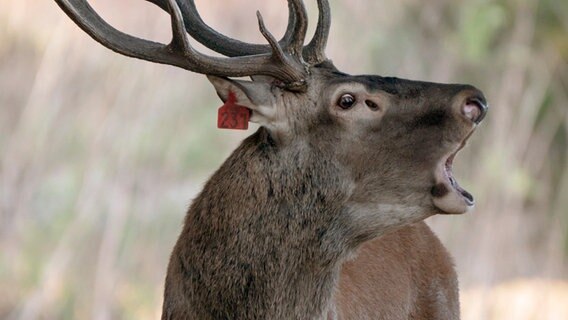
(144, 0), (331, 64)
(55, 0), (310, 88)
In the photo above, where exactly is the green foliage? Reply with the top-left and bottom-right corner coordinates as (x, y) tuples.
(458, 1), (507, 62)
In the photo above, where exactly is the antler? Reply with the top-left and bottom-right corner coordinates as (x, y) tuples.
(55, 0), (316, 89)
(304, 0), (331, 64)
(144, 0), (331, 64)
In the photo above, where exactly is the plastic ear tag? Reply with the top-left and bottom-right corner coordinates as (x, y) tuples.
(217, 91), (251, 130)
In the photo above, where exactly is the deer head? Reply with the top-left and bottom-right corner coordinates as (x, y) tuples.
(56, 0), (488, 318)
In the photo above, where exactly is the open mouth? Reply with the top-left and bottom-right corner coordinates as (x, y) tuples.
(444, 145), (474, 203)
(431, 137), (475, 214)
(430, 96), (487, 214)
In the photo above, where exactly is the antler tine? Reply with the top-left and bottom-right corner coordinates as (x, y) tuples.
(256, 11), (288, 63)
(304, 0), (331, 64)
(163, 0), (308, 84)
(145, 0), (316, 61)
(286, 0), (309, 57)
(56, 0), (308, 86)
(145, 0), (299, 57)
(168, 0), (192, 52)
(145, 0), (329, 65)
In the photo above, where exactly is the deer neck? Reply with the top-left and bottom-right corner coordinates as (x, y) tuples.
(172, 128), (351, 319)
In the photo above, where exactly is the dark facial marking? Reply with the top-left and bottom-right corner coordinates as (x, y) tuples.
(354, 76), (401, 95)
(413, 109), (447, 128)
(431, 183), (449, 198)
(328, 75), (401, 96)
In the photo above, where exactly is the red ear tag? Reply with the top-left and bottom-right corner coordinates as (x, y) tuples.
(217, 91), (251, 130)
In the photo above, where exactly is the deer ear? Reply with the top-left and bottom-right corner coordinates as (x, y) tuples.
(207, 76), (277, 126)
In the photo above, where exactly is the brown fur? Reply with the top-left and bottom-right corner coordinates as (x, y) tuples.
(55, 1), (487, 318)
(162, 128), (350, 319)
(161, 72), (485, 319)
(161, 68), (485, 319)
(335, 222), (459, 320)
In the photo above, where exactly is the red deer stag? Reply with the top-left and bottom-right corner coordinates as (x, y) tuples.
(55, 0), (488, 319)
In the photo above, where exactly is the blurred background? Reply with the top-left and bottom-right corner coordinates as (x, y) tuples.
(1, 0), (567, 319)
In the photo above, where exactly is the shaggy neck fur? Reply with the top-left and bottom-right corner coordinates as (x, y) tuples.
(162, 128), (353, 320)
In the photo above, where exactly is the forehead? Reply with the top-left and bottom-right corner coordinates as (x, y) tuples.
(323, 74), (471, 102)
(326, 74), (408, 96)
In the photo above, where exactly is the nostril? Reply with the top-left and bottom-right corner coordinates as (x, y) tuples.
(463, 97), (487, 124)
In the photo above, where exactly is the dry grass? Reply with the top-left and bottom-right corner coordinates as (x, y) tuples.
(1, 0), (567, 319)
(462, 279), (568, 320)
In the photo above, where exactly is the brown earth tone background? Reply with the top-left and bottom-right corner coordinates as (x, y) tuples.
(1, 0), (567, 319)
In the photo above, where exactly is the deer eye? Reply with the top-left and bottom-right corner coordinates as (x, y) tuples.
(338, 94), (356, 109)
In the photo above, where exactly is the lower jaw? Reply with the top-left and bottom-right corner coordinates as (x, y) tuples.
(431, 173), (475, 214)
(431, 150), (475, 214)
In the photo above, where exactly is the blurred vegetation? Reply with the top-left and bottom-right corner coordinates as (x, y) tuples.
(0, 0), (567, 319)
